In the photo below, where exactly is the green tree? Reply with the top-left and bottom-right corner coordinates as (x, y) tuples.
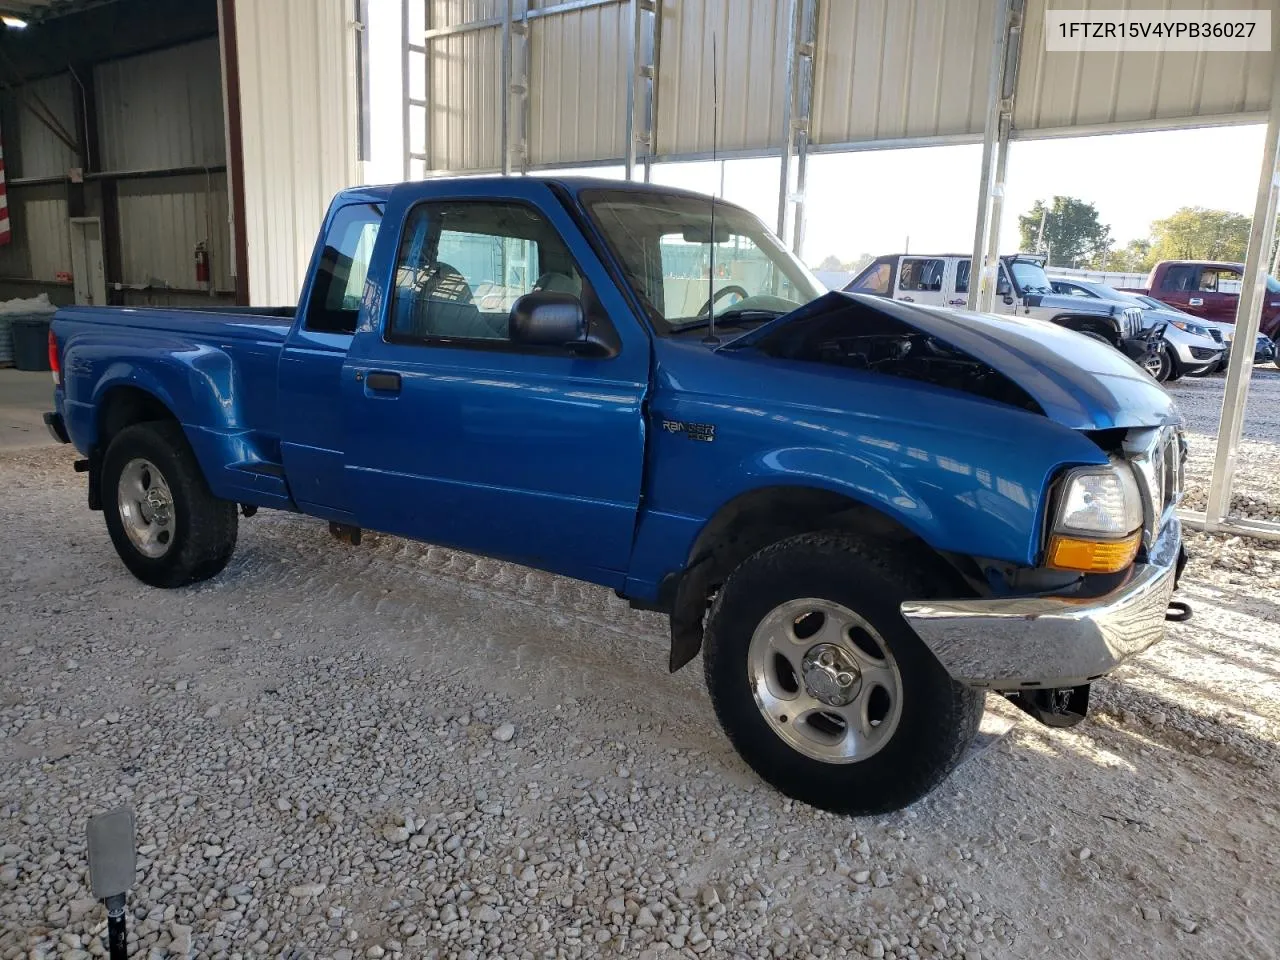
(1149, 207), (1251, 263)
(1092, 238), (1154, 273)
(1017, 197), (1112, 268)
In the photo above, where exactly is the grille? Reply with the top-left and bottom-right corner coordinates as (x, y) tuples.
(1190, 345), (1218, 360)
(1121, 308), (1144, 338)
(1207, 328), (1224, 343)
(1125, 427), (1183, 545)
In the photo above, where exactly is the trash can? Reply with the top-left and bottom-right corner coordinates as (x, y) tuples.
(11, 316), (52, 371)
(0, 316), (12, 366)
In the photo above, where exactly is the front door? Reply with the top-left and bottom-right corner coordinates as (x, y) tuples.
(342, 184), (651, 589)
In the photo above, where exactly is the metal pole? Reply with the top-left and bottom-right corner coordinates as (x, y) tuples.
(644, 0), (662, 183)
(625, 0), (640, 180)
(967, 0), (1013, 312)
(401, 0), (412, 179)
(1205, 14), (1280, 527)
(501, 0), (513, 176)
(792, 128), (809, 255)
(979, 114), (1011, 310)
(776, 0), (799, 237)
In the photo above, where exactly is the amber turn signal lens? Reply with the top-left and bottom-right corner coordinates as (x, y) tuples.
(1047, 532), (1140, 574)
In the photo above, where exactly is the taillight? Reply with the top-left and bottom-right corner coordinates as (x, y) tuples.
(48, 329), (61, 386)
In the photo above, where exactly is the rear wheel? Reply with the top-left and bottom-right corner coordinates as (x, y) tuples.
(102, 421), (238, 587)
(703, 532), (984, 815)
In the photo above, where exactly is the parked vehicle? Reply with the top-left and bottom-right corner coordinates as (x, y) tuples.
(1124, 260), (1280, 344)
(1048, 278), (1223, 382)
(846, 252), (1161, 366)
(45, 178), (1187, 814)
(1124, 293), (1275, 372)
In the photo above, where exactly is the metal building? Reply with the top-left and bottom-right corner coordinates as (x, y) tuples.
(0, 0), (359, 308)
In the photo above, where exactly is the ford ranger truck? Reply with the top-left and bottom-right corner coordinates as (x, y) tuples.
(45, 178), (1188, 815)
(847, 252), (1160, 365)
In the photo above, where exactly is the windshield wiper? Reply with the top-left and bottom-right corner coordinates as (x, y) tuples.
(671, 307), (786, 332)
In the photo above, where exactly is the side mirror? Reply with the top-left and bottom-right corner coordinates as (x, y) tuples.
(509, 291), (586, 347)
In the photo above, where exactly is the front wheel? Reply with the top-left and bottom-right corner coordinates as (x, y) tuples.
(102, 421), (238, 588)
(703, 532), (984, 815)
(1144, 344), (1173, 382)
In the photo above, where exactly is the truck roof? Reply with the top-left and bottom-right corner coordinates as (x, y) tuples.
(332, 176), (725, 208)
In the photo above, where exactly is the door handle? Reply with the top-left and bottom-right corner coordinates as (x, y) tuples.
(366, 371), (402, 393)
(1189, 297), (1204, 307)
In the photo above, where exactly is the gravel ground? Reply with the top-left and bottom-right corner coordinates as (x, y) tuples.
(2, 392), (1279, 959)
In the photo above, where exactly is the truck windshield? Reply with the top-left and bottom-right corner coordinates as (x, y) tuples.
(1008, 259), (1053, 295)
(580, 189), (824, 335)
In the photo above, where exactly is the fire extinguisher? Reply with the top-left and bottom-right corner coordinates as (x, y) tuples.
(194, 242), (210, 285)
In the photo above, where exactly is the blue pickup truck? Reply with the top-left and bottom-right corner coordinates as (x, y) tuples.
(46, 177), (1187, 814)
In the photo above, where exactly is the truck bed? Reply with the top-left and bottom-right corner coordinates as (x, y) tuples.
(54, 305), (299, 511)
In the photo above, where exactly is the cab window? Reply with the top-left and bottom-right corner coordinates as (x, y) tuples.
(1199, 267), (1242, 294)
(954, 260), (970, 294)
(388, 200), (590, 344)
(848, 261), (891, 296)
(898, 258), (944, 292)
(305, 202), (384, 334)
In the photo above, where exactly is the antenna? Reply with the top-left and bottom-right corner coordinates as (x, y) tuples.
(702, 33), (720, 346)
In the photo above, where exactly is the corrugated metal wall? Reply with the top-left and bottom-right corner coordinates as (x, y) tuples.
(427, 26), (504, 172)
(12, 74), (78, 179)
(656, 0), (792, 155)
(411, 0), (1275, 174)
(0, 186), (72, 281)
(528, 2), (629, 165)
(116, 174), (233, 290)
(812, 0), (998, 145)
(95, 38), (227, 171)
(234, 0), (359, 305)
(1015, 0), (1273, 134)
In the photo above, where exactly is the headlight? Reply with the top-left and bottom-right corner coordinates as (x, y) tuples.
(1046, 463), (1143, 573)
(1170, 320), (1209, 337)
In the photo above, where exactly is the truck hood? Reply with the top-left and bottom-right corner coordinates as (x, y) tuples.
(725, 292), (1180, 431)
(1025, 292), (1126, 317)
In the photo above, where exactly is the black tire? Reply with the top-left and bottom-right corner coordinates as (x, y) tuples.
(1080, 330), (1114, 347)
(102, 421), (238, 588)
(1148, 344), (1174, 382)
(703, 532), (984, 815)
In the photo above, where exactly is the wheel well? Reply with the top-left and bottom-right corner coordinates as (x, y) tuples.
(1052, 314), (1116, 343)
(665, 486), (975, 671)
(86, 387), (179, 511)
(98, 386), (178, 451)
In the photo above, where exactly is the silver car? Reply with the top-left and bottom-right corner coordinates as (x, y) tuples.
(1049, 278), (1224, 382)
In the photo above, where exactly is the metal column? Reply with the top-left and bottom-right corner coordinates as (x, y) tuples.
(777, 0), (818, 247)
(404, 2), (432, 179)
(1204, 12), (1280, 535)
(967, 0), (1022, 313)
(625, 0), (659, 181)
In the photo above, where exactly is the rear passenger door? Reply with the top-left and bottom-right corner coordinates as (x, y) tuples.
(894, 257), (947, 306)
(341, 182), (651, 588)
(1152, 263), (1200, 316)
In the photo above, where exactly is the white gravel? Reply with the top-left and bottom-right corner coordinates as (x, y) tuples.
(2, 427), (1278, 959)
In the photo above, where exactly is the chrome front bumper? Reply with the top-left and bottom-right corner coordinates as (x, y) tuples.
(901, 515), (1181, 691)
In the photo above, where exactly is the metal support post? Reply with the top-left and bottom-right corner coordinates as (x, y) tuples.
(1205, 12), (1280, 528)
(625, 0), (659, 181)
(501, 0), (512, 175)
(967, 0), (1022, 313)
(776, 0), (800, 236)
(790, 0), (818, 254)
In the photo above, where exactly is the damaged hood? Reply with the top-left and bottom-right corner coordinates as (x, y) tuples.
(725, 292), (1180, 431)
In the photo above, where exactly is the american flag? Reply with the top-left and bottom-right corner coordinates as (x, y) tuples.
(0, 125), (9, 246)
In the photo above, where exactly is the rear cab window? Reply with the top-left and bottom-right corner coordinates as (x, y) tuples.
(305, 202), (384, 334)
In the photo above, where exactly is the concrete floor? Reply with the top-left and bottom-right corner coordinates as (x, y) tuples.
(0, 369), (56, 450)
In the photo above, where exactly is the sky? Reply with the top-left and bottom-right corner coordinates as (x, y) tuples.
(644, 124), (1269, 268)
